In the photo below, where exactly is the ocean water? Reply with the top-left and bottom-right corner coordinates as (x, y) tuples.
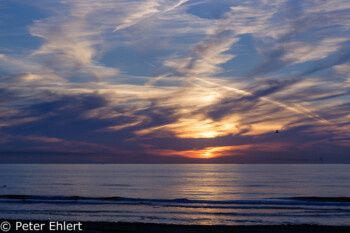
(0, 164), (349, 225)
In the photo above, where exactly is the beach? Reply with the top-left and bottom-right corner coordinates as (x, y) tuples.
(73, 222), (350, 233)
(2, 220), (350, 233)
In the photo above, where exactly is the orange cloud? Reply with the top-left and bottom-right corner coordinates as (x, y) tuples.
(147, 141), (291, 159)
(148, 145), (251, 159)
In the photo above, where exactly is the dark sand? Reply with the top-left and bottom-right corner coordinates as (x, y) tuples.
(2, 220), (350, 233)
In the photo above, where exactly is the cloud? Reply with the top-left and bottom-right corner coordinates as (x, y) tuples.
(244, 0), (350, 77)
(163, 6), (245, 77)
(28, 1), (120, 80)
(114, 0), (161, 32)
(113, 0), (190, 32)
(300, 43), (350, 76)
(1, 0), (350, 162)
(0, 91), (135, 152)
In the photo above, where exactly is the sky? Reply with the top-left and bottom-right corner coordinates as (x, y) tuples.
(0, 0), (350, 163)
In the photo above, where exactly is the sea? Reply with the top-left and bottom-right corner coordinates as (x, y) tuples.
(0, 164), (349, 225)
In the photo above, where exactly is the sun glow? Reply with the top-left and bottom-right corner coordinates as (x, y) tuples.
(136, 115), (241, 138)
(150, 145), (251, 159)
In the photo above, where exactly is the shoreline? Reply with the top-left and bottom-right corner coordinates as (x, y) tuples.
(2, 220), (350, 233)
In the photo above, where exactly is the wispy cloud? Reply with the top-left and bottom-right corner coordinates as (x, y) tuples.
(113, 0), (190, 32)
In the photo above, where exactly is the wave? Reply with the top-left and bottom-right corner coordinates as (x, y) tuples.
(100, 184), (130, 187)
(1, 195), (350, 206)
(288, 197), (350, 203)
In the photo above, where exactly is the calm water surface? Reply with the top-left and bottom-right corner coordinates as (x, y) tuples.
(0, 164), (349, 225)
